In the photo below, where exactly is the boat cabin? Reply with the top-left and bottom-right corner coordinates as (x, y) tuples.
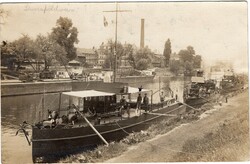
(62, 90), (116, 112)
(36, 86), (177, 129)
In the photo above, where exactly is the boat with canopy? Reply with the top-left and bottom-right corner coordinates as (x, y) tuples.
(16, 86), (186, 162)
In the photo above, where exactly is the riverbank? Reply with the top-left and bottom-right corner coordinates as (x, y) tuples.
(59, 89), (248, 163)
(105, 89), (249, 162)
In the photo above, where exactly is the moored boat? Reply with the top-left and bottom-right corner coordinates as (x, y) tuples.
(184, 70), (216, 108)
(18, 87), (186, 162)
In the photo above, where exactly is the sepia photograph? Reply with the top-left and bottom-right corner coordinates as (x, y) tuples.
(0, 1), (249, 163)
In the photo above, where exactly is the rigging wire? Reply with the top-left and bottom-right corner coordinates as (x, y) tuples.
(115, 121), (130, 135)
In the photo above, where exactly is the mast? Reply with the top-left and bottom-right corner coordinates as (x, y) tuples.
(114, 2), (118, 83)
(103, 3), (131, 83)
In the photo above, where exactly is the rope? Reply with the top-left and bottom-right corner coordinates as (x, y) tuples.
(176, 100), (197, 111)
(115, 121), (130, 135)
(141, 112), (177, 117)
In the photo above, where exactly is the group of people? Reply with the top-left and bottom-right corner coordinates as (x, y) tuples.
(42, 105), (80, 128)
(136, 93), (150, 112)
(119, 93), (150, 117)
(120, 91), (172, 116)
(119, 96), (130, 117)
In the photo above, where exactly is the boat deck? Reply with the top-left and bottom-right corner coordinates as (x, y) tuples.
(69, 103), (178, 128)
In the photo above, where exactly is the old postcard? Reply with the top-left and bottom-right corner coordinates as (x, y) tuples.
(1, 1), (248, 163)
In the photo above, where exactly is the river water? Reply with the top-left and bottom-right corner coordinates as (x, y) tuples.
(1, 76), (184, 163)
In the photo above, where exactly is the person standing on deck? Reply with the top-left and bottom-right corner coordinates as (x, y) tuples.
(120, 95), (127, 114)
(136, 93), (142, 115)
(143, 93), (149, 112)
(160, 91), (165, 108)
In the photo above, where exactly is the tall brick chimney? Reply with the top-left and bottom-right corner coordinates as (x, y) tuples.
(140, 19), (145, 49)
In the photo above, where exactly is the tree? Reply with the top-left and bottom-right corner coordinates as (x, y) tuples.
(169, 59), (182, 75)
(178, 49), (193, 63)
(124, 44), (136, 68)
(193, 55), (202, 69)
(1, 41), (14, 69)
(35, 35), (54, 70)
(163, 39), (171, 67)
(102, 40), (130, 69)
(11, 35), (37, 71)
(135, 59), (149, 70)
(179, 46), (196, 63)
(102, 40), (115, 69)
(116, 42), (125, 67)
(187, 46), (195, 55)
(51, 17), (79, 61)
(135, 47), (152, 70)
(35, 34), (67, 70)
(183, 61), (193, 75)
(175, 46), (202, 76)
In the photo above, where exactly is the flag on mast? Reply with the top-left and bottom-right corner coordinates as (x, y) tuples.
(103, 16), (108, 27)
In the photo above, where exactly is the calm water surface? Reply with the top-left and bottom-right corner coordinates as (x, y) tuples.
(1, 76), (184, 163)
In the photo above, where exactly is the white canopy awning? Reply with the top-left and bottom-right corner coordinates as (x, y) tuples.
(62, 90), (115, 98)
(128, 86), (150, 94)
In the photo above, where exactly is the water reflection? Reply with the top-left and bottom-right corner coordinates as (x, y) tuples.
(1, 93), (62, 163)
(1, 76), (184, 163)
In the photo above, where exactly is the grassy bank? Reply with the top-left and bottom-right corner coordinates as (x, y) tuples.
(59, 112), (199, 163)
(173, 90), (249, 162)
(59, 90), (246, 163)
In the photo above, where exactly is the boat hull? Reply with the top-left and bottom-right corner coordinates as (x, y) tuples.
(185, 97), (209, 108)
(32, 103), (185, 161)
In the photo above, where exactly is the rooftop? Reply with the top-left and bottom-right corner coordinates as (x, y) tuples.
(77, 48), (96, 56)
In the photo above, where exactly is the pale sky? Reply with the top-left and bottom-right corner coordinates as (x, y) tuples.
(1, 2), (248, 73)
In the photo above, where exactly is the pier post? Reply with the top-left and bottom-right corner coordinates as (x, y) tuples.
(151, 90), (153, 111)
(58, 93), (62, 114)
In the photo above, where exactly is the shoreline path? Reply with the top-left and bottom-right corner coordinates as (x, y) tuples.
(105, 90), (249, 162)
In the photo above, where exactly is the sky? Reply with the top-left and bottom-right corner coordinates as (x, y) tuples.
(1, 2), (248, 73)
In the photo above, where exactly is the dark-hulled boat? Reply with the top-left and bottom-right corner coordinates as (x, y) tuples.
(184, 70), (216, 108)
(18, 87), (186, 162)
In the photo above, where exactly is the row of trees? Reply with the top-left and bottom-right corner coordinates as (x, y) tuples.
(101, 40), (153, 70)
(1, 15), (201, 75)
(163, 38), (202, 76)
(170, 46), (202, 76)
(101, 38), (202, 73)
(1, 17), (79, 72)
